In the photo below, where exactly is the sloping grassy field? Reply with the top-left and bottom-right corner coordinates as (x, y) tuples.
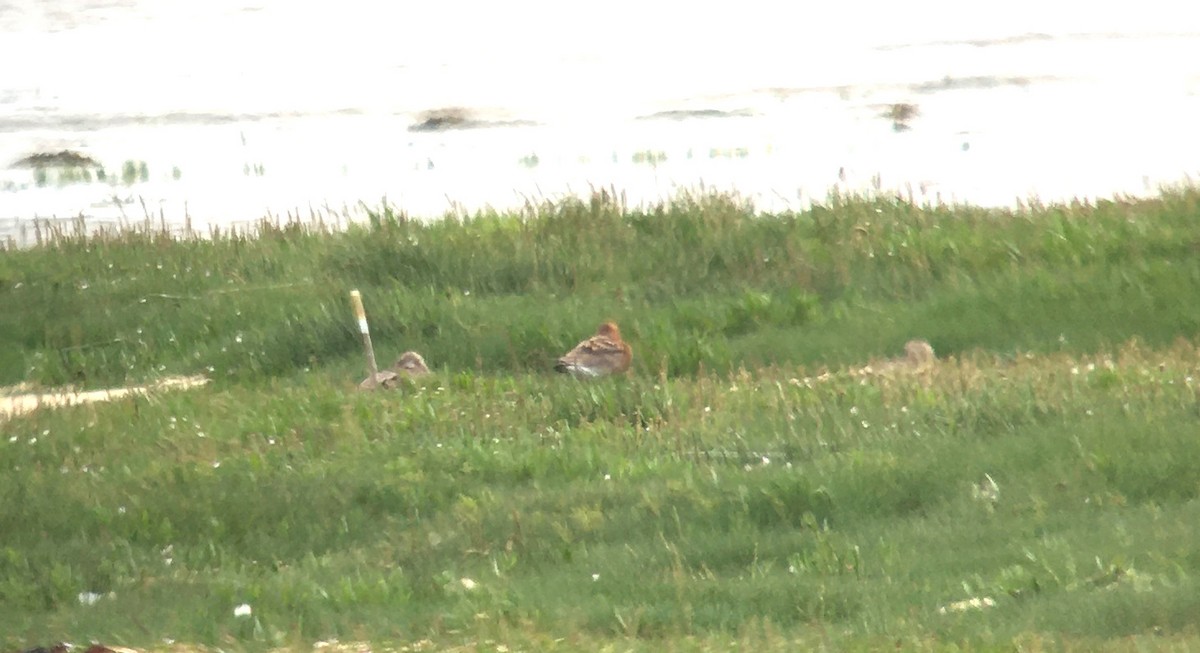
(2, 189), (1200, 651)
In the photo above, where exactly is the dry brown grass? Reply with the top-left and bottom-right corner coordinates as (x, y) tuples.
(0, 375), (208, 421)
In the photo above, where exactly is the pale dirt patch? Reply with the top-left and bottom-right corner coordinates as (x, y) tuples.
(15, 641), (423, 653)
(0, 375), (209, 421)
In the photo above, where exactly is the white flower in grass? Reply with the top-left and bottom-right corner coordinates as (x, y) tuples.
(592, 573), (600, 581)
(78, 591), (104, 605)
(938, 596), (995, 614)
(233, 603), (253, 617)
(972, 474), (1000, 505)
(460, 577), (478, 591)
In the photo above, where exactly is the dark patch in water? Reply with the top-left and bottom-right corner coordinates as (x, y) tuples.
(637, 108), (755, 121)
(408, 107), (535, 132)
(11, 150), (99, 168)
(910, 75), (1052, 94)
(883, 103), (919, 132)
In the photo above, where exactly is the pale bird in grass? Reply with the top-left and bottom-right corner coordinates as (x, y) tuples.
(555, 321), (633, 378)
(848, 338), (936, 380)
(391, 351), (431, 377)
(904, 339), (935, 367)
(358, 351), (430, 390)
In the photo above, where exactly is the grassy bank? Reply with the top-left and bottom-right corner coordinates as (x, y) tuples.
(2, 189), (1200, 650)
(4, 189), (1199, 388)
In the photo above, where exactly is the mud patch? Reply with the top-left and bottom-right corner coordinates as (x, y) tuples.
(11, 149), (100, 168)
(637, 108), (755, 121)
(408, 107), (536, 132)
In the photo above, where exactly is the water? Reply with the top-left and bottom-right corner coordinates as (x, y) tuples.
(2, 0), (1199, 244)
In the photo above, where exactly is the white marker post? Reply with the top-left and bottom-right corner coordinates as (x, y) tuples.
(349, 290), (380, 382)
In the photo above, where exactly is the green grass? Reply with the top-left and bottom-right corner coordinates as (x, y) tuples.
(5, 189), (1199, 388)
(2, 189), (1200, 651)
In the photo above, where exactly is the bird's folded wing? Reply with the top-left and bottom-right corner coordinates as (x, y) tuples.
(573, 335), (625, 356)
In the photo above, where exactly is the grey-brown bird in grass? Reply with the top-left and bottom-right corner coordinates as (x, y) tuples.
(391, 351), (430, 377)
(555, 321), (633, 378)
(903, 339), (935, 366)
(358, 351), (430, 389)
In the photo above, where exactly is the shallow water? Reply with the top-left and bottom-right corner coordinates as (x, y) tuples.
(2, 0), (1199, 245)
